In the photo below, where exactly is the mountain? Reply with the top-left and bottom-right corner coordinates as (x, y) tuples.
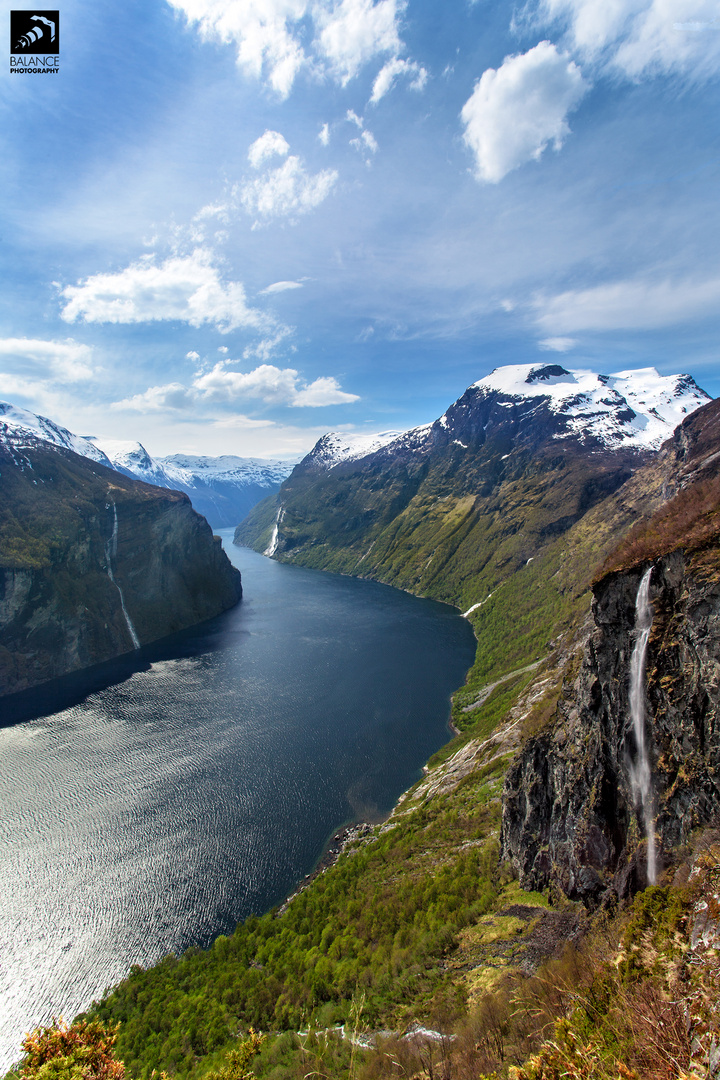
(235, 365), (710, 676)
(92, 440), (295, 528)
(0, 418), (242, 697)
(0, 401), (295, 529)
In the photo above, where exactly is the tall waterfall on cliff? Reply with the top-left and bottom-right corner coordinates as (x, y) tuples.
(629, 566), (656, 884)
(264, 506), (284, 557)
(105, 503), (141, 650)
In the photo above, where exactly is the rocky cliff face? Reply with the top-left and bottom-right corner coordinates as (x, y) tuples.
(0, 438), (242, 697)
(501, 399), (720, 901)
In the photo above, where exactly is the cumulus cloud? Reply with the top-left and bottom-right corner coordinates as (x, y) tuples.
(535, 0), (720, 81)
(534, 273), (720, 332)
(112, 362), (359, 411)
(248, 129), (290, 168)
(318, 122), (330, 145)
(241, 155), (338, 224)
(370, 56), (427, 102)
(61, 249), (266, 333)
(461, 41), (588, 183)
(168, 0), (416, 96)
(0, 337), (96, 382)
(314, 0), (404, 84)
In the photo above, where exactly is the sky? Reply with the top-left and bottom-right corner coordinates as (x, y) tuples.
(1, 0), (719, 459)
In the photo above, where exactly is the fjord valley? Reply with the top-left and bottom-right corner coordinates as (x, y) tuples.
(6, 364), (720, 1080)
(19, 361), (717, 1080)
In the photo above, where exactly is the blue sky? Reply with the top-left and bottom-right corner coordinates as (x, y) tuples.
(2, 0), (719, 458)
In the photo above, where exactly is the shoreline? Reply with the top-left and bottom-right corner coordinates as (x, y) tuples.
(278, 822), (375, 914)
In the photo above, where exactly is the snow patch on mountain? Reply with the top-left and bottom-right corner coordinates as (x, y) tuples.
(160, 454), (294, 487)
(0, 401), (296, 527)
(306, 430), (406, 469)
(471, 364), (710, 449)
(0, 401), (111, 465)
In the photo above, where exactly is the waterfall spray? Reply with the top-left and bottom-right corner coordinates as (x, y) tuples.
(105, 503), (141, 650)
(628, 566), (656, 884)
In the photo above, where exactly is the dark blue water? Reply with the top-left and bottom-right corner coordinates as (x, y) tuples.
(0, 534), (475, 1067)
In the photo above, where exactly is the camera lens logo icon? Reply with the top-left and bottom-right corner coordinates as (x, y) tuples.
(10, 11), (60, 54)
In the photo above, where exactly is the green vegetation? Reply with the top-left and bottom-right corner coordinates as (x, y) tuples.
(86, 763), (508, 1079)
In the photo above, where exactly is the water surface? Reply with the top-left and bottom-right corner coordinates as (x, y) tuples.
(0, 534), (475, 1067)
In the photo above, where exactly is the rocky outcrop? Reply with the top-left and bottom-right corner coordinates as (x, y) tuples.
(0, 439), (242, 697)
(501, 399), (720, 901)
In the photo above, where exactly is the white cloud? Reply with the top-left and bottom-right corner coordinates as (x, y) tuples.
(351, 129), (379, 156)
(0, 337), (96, 382)
(168, 0), (415, 96)
(314, 0), (405, 84)
(370, 56), (428, 102)
(241, 156), (338, 224)
(242, 327), (295, 361)
(538, 336), (577, 351)
(536, 0), (720, 80)
(112, 362), (359, 411)
(248, 129), (290, 168)
(292, 375), (358, 406)
(318, 122), (330, 145)
(166, 0), (308, 98)
(534, 273), (720, 332)
(259, 280), (304, 293)
(345, 110), (378, 160)
(60, 249), (265, 332)
(461, 41), (588, 183)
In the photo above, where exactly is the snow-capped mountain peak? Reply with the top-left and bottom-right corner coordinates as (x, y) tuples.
(305, 430), (406, 469)
(470, 364), (710, 450)
(0, 401), (111, 465)
(0, 401), (296, 527)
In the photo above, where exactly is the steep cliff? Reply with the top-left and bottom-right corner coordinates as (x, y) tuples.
(501, 398), (720, 900)
(0, 437), (242, 697)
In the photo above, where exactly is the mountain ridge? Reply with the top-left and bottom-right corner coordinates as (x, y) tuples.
(0, 401), (295, 528)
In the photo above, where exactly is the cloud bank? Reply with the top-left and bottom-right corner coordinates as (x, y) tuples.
(113, 362), (359, 411)
(535, 274), (720, 332)
(535, 0), (720, 81)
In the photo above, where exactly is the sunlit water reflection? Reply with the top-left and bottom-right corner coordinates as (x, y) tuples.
(0, 534), (476, 1067)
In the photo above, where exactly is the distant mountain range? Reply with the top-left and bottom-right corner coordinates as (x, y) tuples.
(301, 364), (709, 473)
(0, 402), (295, 527)
(236, 364), (711, 594)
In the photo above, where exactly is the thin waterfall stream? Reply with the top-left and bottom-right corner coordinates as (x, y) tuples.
(105, 502), (140, 649)
(628, 566), (657, 884)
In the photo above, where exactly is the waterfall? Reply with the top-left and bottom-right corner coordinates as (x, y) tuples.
(264, 506), (284, 557)
(105, 503), (140, 650)
(628, 566), (656, 884)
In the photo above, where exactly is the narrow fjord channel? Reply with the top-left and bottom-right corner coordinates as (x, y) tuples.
(0, 532), (476, 1069)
